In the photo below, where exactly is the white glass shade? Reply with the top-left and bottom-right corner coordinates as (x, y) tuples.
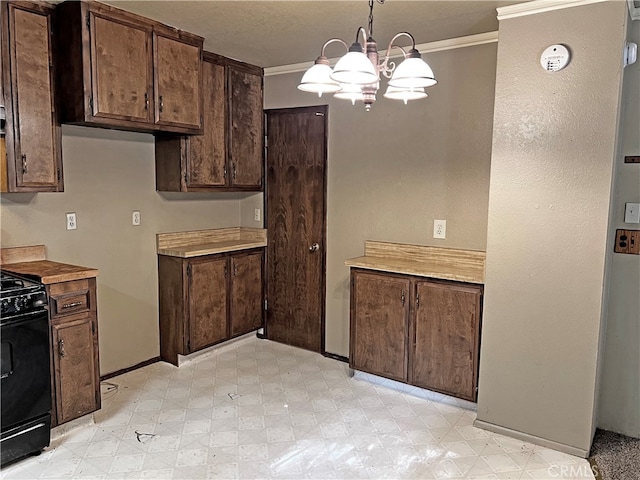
(330, 51), (378, 85)
(388, 57), (437, 89)
(297, 63), (341, 96)
(334, 83), (363, 105)
(383, 85), (427, 104)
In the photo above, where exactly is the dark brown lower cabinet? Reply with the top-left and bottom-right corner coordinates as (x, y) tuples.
(47, 278), (101, 426)
(158, 249), (264, 366)
(349, 269), (482, 402)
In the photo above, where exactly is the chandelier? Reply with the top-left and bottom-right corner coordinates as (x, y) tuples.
(297, 0), (437, 111)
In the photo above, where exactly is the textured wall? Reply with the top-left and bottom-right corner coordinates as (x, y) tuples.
(476, 2), (627, 454)
(598, 17), (640, 439)
(260, 42), (497, 356)
(0, 126), (242, 374)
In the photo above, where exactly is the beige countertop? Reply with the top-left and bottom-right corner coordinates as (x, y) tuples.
(345, 241), (486, 284)
(0, 245), (98, 284)
(157, 227), (267, 258)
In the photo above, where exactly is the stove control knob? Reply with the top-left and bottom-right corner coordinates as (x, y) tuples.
(15, 297), (26, 311)
(0, 300), (8, 314)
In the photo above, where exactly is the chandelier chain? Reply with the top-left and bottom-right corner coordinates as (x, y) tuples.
(368, 0), (374, 37)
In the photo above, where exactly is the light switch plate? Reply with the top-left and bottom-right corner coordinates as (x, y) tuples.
(254, 208), (261, 222)
(132, 211), (141, 226)
(624, 203), (640, 224)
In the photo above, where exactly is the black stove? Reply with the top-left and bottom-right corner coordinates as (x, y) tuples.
(0, 272), (47, 317)
(0, 270), (52, 466)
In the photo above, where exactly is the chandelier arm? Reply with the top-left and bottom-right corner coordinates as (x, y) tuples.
(355, 27), (368, 46)
(382, 32), (416, 62)
(320, 38), (349, 57)
(379, 44), (408, 78)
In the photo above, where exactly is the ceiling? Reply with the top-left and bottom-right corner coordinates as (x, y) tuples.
(106, 1), (518, 68)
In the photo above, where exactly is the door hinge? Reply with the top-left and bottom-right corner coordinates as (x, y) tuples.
(315, 112), (325, 116)
(186, 264), (192, 278)
(264, 136), (268, 148)
(264, 299), (267, 311)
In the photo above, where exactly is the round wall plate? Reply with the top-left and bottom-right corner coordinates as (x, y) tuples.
(540, 44), (570, 72)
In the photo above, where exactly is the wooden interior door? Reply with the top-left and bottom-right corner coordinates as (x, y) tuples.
(265, 106), (327, 352)
(411, 281), (482, 401)
(90, 12), (152, 122)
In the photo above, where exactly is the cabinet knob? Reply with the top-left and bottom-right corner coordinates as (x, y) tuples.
(144, 92), (149, 110)
(159, 95), (164, 113)
(58, 339), (66, 357)
(309, 243), (319, 253)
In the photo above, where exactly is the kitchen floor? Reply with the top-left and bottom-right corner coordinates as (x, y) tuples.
(1, 336), (594, 480)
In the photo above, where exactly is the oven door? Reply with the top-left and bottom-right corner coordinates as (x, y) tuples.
(1, 309), (51, 430)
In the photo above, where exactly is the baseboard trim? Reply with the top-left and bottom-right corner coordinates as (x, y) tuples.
(322, 351), (349, 363)
(473, 419), (589, 458)
(100, 357), (160, 381)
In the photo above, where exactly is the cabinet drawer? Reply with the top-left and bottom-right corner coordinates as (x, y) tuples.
(48, 279), (93, 318)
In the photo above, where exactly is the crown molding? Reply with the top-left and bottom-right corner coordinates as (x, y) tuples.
(264, 31), (499, 77)
(629, 0), (640, 20)
(497, 0), (608, 20)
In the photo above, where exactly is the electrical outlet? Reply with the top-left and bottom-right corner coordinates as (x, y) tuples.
(132, 211), (141, 226)
(254, 208), (261, 222)
(433, 219), (446, 239)
(614, 229), (640, 255)
(66, 212), (77, 230)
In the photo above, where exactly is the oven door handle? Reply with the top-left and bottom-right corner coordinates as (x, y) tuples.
(0, 308), (48, 327)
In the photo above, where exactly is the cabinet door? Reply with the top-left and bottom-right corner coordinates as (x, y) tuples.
(154, 33), (202, 130)
(350, 270), (410, 382)
(186, 59), (226, 187)
(2, 2), (62, 191)
(412, 282), (482, 401)
(188, 257), (228, 352)
(230, 251), (263, 336)
(228, 66), (263, 187)
(51, 316), (99, 425)
(89, 12), (152, 123)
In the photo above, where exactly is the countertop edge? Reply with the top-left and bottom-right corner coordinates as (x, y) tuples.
(345, 257), (485, 284)
(158, 240), (268, 258)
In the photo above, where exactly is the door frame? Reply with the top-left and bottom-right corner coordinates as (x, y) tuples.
(263, 105), (328, 354)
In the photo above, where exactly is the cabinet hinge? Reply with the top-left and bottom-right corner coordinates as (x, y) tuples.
(91, 322), (95, 335)
(184, 172), (188, 184)
(187, 339), (191, 352)
(187, 264), (192, 278)
(56, 168), (61, 182)
(86, 13), (90, 29)
(89, 94), (94, 112)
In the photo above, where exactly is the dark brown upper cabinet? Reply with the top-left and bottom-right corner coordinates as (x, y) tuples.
(155, 52), (264, 192)
(54, 1), (203, 134)
(1, 1), (63, 192)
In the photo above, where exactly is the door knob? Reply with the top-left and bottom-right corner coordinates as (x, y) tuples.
(309, 243), (320, 253)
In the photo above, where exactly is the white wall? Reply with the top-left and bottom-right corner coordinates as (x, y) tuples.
(476, 1), (628, 455)
(598, 16), (640, 439)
